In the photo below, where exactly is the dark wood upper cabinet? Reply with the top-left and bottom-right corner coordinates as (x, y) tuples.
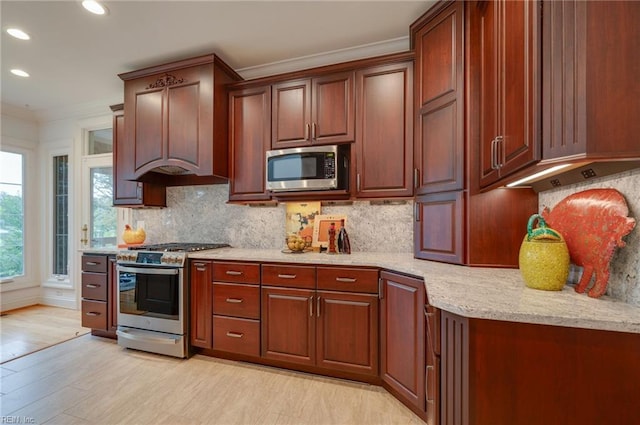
(119, 54), (241, 184)
(271, 71), (354, 148)
(413, 1), (464, 195)
(542, 0), (640, 161)
(354, 60), (414, 198)
(111, 104), (166, 207)
(470, 0), (540, 189)
(228, 86), (272, 202)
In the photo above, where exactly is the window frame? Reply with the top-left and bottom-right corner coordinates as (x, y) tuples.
(0, 140), (37, 292)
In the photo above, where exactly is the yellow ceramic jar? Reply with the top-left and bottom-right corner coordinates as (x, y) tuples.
(518, 214), (570, 291)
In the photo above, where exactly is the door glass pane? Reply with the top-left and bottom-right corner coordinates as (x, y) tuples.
(87, 129), (113, 155)
(91, 166), (117, 248)
(53, 155), (68, 275)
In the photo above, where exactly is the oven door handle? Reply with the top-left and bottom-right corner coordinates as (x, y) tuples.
(116, 329), (179, 345)
(117, 266), (179, 276)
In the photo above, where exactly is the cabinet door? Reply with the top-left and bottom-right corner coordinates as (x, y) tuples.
(111, 104), (166, 207)
(414, 191), (464, 264)
(316, 291), (379, 376)
(355, 62), (413, 198)
(261, 286), (315, 365)
(124, 63), (214, 178)
(229, 86), (272, 201)
(271, 79), (312, 148)
(414, 2), (464, 195)
(472, 0), (539, 188)
(190, 260), (212, 349)
(380, 271), (426, 412)
(312, 72), (355, 144)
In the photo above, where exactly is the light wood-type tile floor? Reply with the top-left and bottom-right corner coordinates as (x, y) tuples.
(0, 335), (424, 425)
(0, 305), (90, 364)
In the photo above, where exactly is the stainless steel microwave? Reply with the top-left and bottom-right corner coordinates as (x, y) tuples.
(266, 145), (349, 192)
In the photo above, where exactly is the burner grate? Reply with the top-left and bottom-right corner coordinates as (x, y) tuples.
(128, 243), (230, 252)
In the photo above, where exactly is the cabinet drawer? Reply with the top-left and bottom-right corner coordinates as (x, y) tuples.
(81, 300), (107, 330)
(317, 267), (378, 293)
(213, 262), (260, 284)
(212, 316), (260, 357)
(212, 283), (260, 319)
(81, 255), (108, 273)
(81, 272), (108, 301)
(262, 264), (316, 289)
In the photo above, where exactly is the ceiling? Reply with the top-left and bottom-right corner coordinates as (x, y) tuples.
(1, 1), (433, 117)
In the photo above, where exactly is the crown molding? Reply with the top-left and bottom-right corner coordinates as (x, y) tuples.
(236, 36), (410, 80)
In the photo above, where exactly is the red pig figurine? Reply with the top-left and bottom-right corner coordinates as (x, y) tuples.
(541, 188), (635, 298)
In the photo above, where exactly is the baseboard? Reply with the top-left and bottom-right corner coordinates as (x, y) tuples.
(39, 296), (77, 310)
(0, 287), (40, 313)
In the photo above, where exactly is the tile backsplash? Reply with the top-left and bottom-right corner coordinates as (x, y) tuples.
(538, 168), (640, 306)
(132, 184), (414, 253)
(133, 168), (639, 306)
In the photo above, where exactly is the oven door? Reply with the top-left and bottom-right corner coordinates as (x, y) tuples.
(117, 265), (185, 336)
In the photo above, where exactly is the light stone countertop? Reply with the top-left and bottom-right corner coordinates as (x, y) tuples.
(190, 248), (640, 334)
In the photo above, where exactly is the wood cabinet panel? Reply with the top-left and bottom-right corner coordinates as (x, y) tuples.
(354, 61), (413, 198)
(228, 86), (272, 201)
(261, 264), (316, 289)
(414, 191), (464, 264)
(213, 262), (260, 284)
(261, 286), (316, 365)
(316, 291), (379, 376)
(81, 300), (107, 331)
(414, 1), (464, 195)
(212, 282), (260, 320)
(190, 260), (212, 349)
(316, 267), (378, 294)
(212, 315), (260, 357)
(380, 271), (426, 412)
(81, 272), (108, 301)
(108, 257), (118, 334)
(271, 79), (311, 146)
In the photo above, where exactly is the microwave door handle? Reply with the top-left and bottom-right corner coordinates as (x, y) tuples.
(117, 266), (179, 276)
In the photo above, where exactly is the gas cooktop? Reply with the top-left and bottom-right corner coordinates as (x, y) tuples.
(127, 242), (230, 252)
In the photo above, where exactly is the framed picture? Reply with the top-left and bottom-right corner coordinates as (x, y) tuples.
(312, 215), (347, 248)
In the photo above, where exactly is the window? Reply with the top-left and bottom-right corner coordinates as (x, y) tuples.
(0, 151), (24, 279)
(53, 155), (69, 276)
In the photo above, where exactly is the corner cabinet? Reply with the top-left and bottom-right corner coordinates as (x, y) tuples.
(271, 72), (354, 148)
(354, 59), (414, 198)
(542, 0), (640, 161)
(470, 0), (540, 189)
(111, 104), (166, 207)
(380, 271), (427, 417)
(228, 86), (272, 202)
(119, 54), (241, 181)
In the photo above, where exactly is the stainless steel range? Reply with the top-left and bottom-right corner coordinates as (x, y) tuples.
(115, 242), (229, 358)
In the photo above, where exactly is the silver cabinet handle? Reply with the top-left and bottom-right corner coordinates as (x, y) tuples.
(225, 298), (243, 304)
(277, 274), (297, 279)
(414, 168), (420, 189)
(496, 135), (504, 169)
(226, 332), (244, 338)
(379, 277), (384, 299)
(312, 122), (317, 140)
(490, 137), (497, 170)
(196, 267), (207, 272)
(309, 296), (314, 316)
(316, 296), (321, 317)
(85, 311), (100, 316)
(414, 202), (421, 222)
(426, 365), (433, 401)
(85, 284), (100, 288)
(305, 123), (310, 141)
(225, 270), (242, 276)
(85, 261), (98, 266)
(356, 173), (361, 192)
(335, 277), (357, 283)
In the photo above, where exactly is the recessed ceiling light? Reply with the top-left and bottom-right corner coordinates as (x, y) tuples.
(7, 28), (30, 40)
(82, 0), (108, 15)
(10, 69), (30, 78)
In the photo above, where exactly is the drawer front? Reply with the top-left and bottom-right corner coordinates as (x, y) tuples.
(213, 315), (260, 357)
(213, 262), (260, 284)
(81, 300), (107, 330)
(317, 267), (379, 293)
(261, 264), (316, 289)
(81, 272), (108, 301)
(81, 255), (108, 273)
(212, 283), (260, 319)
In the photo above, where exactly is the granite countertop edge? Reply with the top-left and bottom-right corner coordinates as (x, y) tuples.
(189, 248), (640, 334)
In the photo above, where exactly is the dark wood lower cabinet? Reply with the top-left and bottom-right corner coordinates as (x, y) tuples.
(81, 254), (117, 338)
(190, 260), (213, 349)
(380, 271), (427, 415)
(441, 311), (640, 425)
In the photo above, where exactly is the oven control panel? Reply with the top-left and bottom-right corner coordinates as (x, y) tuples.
(116, 251), (186, 267)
